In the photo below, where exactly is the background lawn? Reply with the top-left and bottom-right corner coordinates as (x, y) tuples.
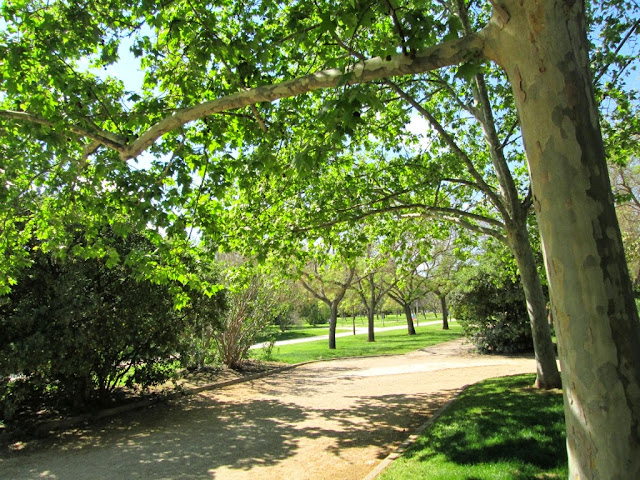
(257, 322), (462, 364)
(378, 374), (567, 480)
(255, 313), (445, 343)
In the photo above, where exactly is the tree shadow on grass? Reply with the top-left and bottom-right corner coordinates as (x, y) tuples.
(401, 376), (567, 475)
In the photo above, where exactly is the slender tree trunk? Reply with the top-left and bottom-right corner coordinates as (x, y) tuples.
(464, 7), (561, 390)
(368, 274), (375, 342)
(440, 295), (449, 330)
(404, 303), (417, 335)
(367, 309), (375, 342)
(328, 301), (338, 350)
(489, 2), (640, 477)
(352, 313), (356, 335)
(507, 222), (562, 389)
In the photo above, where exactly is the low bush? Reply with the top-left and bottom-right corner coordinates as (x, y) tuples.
(451, 269), (533, 354)
(301, 302), (330, 326)
(0, 231), (189, 421)
(213, 272), (284, 368)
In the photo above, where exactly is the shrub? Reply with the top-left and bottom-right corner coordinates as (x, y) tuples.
(0, 231), (188, 420)
(451, 270), (533, 354)
(301, 301), (330, 326)
(272, 304), (299, 332)
(179, 277), (227, 371)
(213, 272), (283, 368)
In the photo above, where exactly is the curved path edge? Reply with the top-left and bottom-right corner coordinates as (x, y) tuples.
(361, 384), (472, 480)
(23, 363), (307, 438)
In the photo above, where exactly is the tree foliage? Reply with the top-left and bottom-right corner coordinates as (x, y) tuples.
(178, 262), (228, 371)
(299, 252), (356, 349)
(450, 243), (539, 354)
(0, 229), (188, 420)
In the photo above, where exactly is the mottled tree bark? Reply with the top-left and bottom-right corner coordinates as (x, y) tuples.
(488, 2), (640, 477)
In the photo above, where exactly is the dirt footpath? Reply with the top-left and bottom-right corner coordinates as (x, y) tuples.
(0, 339), (536, 480)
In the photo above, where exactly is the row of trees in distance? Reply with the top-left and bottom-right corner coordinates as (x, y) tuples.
(1, 218), (512, 422)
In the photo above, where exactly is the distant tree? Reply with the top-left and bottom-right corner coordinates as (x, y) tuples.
(339, 288), (363, 334)
(421, 238), (464, 331)
(300, 260), (356, 349)
(299, 300), (330, 326)
(352, 243), (395, 342)
(270, 280), (307, 331)
(610, 158), (640, 291)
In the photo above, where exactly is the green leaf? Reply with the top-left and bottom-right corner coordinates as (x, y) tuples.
(455, 62), (485, 82)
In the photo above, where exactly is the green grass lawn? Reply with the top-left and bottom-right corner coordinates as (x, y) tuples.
(334, 313), (442, 328)
(378, 374), (568, 480)
(257, 322), (462, 364)
(255, 313), (444, 343)
(253, 325), (333, 343)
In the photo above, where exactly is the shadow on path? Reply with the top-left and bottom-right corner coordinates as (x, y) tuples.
(1, 383), (458, 479)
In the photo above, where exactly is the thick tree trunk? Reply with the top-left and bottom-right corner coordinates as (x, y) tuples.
(328, 301), (338, 350)
(404, 303), (417, 335)
(489, 2), (640, 477)
(440, 295), (449, 330)
(508, 223), (562, 389)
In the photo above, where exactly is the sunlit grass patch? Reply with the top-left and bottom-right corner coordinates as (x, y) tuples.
(378, 374), (567, 480)
(260, 322), (462, 364)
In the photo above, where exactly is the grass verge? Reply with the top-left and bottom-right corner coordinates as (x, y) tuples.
(254, 325), (332, 343)
(378, 374), (567, 480)
(259, 322), (462, 364)
(255, 314), (444, 343)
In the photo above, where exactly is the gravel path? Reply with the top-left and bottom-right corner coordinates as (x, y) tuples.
(0, 339), (537, 480)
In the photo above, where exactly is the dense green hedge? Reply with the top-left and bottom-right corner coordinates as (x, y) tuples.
(451, 265), (535, 354)
(0, 231), (222, 422)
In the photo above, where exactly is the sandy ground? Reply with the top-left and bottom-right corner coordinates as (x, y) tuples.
(0, 339), (537, 480)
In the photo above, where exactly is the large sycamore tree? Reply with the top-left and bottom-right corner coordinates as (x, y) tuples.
(1, 1), (639, 477)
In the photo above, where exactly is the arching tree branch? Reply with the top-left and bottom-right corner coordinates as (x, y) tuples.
(0, 109), (126, 156)
(120, 32), (486, 160)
